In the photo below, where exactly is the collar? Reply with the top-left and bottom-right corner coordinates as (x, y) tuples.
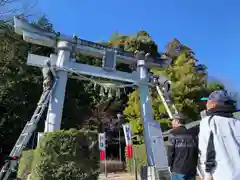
(206, 105), (235, 118)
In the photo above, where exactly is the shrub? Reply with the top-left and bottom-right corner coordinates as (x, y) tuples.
(99, 159), (125, 173)
(17, 150), (34, 180)
(30, 129), (99, 180)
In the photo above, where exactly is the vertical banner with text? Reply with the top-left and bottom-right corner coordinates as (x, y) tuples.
(123, 123), (133, 159)
(98, 133), (106, 161)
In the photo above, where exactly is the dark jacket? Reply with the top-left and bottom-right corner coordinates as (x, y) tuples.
(167, 125), (198, 175)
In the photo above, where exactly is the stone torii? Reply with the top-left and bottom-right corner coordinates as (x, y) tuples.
(14, 17), (172, 179)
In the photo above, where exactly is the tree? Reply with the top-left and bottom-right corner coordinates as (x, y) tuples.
(124, 37), (224, 136)
(0, 0), (38, 21)
(0, 16), (228, 168)
(0, 18), (130, 166)
(0, 17), (58, 166)
(0, 17), (100, 166)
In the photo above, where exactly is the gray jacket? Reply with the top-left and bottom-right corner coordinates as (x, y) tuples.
(199, 110), (240, 180)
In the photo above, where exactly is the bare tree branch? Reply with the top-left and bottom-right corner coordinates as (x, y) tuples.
(0, 0), (39, 21)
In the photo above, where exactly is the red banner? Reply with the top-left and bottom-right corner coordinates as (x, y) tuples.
(100, 150), (106, 161)
(123, 123), (133, 159)
(126, 144), (133, 158)
(99, 133), (106, 161)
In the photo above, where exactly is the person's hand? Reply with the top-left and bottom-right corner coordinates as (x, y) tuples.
(204, 173), (213, 180)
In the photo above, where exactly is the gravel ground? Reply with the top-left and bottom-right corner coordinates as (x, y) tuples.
(98, 173), (201, 180)
(98, 173), (134, 180)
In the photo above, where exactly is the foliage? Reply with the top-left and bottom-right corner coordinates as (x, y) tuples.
(17, 150), (34, 180)
(125, 144), (147, 173)
(33, 16), (55, 33)
(0, 17), (102, 166)
(166, 52), (207, 120)
(30, 129), (99, 180)
(108, 30), (159, 57)
(125, 143), (169, 173)
(234, 112), (240, 118)
(164, 38), (192, 60)
(206, 82), (224, 92)
(0, 15), (228, 173)
(124, 38), (224, 135)
(0, 20), (45, 166)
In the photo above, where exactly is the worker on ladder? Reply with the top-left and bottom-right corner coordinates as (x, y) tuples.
(39, 60), (55, 103)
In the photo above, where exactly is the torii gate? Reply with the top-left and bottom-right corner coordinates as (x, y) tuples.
(14, 17), (172, 179)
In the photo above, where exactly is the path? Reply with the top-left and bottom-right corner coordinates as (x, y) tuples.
(98, 173), (201, 180)
(98, 172), (134, 180)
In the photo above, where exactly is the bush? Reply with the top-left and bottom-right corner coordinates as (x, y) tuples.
(30, 129), (99, 180)
(17, 150), (34, 180)
(99, 159), (125, 173)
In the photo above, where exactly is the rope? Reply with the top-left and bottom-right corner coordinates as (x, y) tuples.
(63, 66), (138, 89)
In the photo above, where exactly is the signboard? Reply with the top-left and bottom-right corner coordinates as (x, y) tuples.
(122, 123), (133, 158)
(98, 133), (106, 161)
(102, 50), (116, 71)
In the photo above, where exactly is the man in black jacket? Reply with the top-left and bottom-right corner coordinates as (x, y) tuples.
(167, 114), (198, 180)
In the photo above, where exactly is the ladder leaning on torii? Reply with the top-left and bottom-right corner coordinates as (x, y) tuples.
(0, 17), (204, 180)
(0, 66), (58, 180)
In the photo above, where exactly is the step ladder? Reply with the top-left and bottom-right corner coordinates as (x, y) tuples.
(0, 79), (58, 180)
(155, 85), (178, 119)
(155, 84), (204, 180)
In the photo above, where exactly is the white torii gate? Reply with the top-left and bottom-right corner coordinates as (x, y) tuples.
(14, 17), (172, 179)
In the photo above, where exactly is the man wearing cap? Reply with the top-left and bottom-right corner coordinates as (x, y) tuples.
(199, 90), (240, 180)
(167, 113), (199, 180)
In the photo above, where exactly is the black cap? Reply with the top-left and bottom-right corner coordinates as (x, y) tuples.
(201, 90), (236, 105)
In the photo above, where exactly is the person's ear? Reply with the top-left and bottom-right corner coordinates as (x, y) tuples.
(212, 101), (217, 108)
(207, 100), (217, 109)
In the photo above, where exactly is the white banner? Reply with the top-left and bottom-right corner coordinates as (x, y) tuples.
(98, 133), (106, 150)
(122, 123), (132, 145)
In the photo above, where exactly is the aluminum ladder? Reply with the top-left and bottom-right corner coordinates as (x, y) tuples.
(155, 84), (204, 180)
(0, 79), (57, 180)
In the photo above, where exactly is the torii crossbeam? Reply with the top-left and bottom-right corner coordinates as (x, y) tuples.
(13, 17), (172, 180)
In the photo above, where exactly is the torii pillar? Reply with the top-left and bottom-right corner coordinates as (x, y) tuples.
(44, 41), (72, 132)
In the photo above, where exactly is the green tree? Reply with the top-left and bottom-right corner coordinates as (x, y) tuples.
(122, 33), (169, 136)
(124, 38), (224, 136)
(0, 20), (46, 166)
(0, 18), (101, 166)
(0, 17), (126, 166)
(0, 16), (227, 169)
(103, 31), (168, 140)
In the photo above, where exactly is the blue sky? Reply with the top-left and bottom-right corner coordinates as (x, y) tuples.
(38, 0), (240, 90)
